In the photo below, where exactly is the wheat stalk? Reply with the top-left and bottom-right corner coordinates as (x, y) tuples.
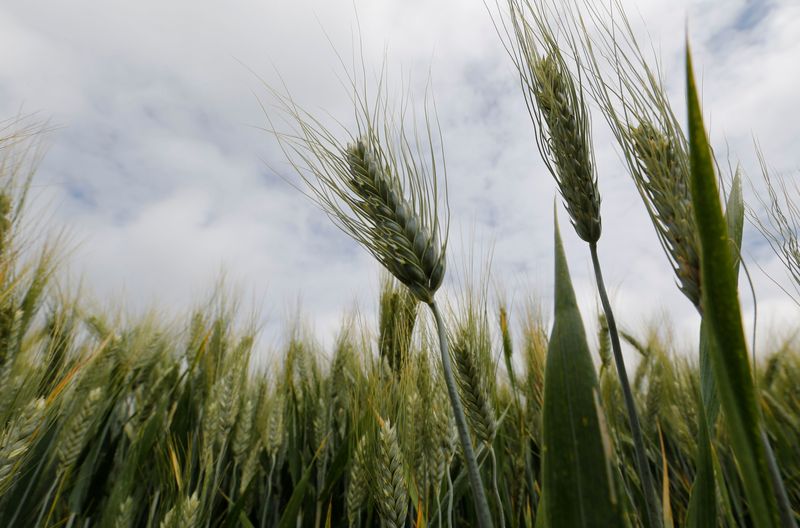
(267, 65), (493, 527)
(501, 2), (661, 525)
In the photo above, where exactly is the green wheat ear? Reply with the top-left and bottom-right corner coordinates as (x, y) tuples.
(378, 274), (419, 372)
(264, 68), (448, 305)
(628, 122), (701, 308)
(346, 140), (445, 303)
(530, 52), (601, 244)
(375, 419), (409, 528)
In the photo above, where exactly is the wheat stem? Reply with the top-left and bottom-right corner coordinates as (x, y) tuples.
(429, 300), (493, 528)
(590, 242), (660, 528)
(761, 427), (798, 528)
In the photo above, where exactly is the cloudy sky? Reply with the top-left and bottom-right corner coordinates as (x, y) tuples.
(1, 0), (799, 358)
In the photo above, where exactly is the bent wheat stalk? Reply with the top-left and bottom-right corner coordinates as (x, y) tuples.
(266, 68), (494, 527)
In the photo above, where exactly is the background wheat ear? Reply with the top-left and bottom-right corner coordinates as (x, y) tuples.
(448, 277), (497, 448)
(374, 418), (409, 528)
(378, 273), (419, 372)
(749, 147), (800, 303)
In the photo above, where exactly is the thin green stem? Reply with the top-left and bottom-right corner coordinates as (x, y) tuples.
(762, 423), (797, 527)
(490, 448), (505, 528)
(429, 299), (494, 528)
(590, 242), (661, 528)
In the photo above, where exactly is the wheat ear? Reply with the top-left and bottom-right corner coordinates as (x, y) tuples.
(0, 397), (45, 493)
(345, 140), (445, 303)
(452, 327), (496, 447)
(376, 419), (408, 528)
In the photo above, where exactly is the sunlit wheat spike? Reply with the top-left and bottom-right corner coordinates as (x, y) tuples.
(629, 122), (701, 308)
(159, 506), (176, 528)
(376, 419), (408, 528)
(159, 492), (200, 528)
(181, 493), (200, 527)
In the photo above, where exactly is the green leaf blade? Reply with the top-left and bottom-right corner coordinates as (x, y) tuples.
(541, 213), (623, 528)
(685, 386), (716, 528)
(686, 42), (779, 528)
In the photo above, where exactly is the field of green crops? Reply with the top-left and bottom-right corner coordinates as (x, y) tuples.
(1, 1), (799, 527)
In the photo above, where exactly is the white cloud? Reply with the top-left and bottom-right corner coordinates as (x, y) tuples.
(1, 0), (798, 358)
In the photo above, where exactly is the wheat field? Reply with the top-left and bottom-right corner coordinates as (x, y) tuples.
(1, 0), (799, 527)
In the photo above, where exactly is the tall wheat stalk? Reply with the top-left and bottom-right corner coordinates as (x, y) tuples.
(498, 2), (661, 525)
(265, 65), (494, 527)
